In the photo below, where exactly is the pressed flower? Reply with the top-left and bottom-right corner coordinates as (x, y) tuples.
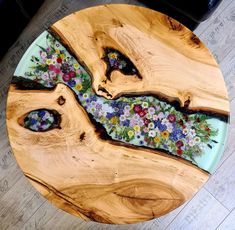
(167, 114), (176, 123)
(128, 130), (134, 138)
(60, 53), (65, 59)
(133, 104), (142, 113)
(188, 139), (195, 147)
(62, 73), (70, 82)
(68, 79), (76, 87)
(194, 136), (201, 144)
(46, 59), (52, 65)
(154, 136), (161, 143)
(148, 130), (156, 137)
(142, 102), (148, 108)
(110, 116), (119, 125)
(177, 149), (183, 155)
(55, 49), (60, 54)
(69, 71), (76, 78)
(148, 122), (154, 129)
(57, 58), (62, 63)
(134, 125), (140, 132)
(176, 140), (184, 148)
(73, 63), (80, 69)
(161, 130), (169, 138)
(108, 52), (118, 59)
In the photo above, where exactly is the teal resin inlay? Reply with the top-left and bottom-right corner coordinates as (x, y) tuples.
(14, 31), (229, 173)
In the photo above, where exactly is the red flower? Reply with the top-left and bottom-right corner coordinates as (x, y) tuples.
(133, 104), (142, 113)
(57, 58), (62, 63)
(62, 73), (70, 82)
(144, 118), (150, 125)
(176, 140), (184, 148)
(69, 71), (76, 78)
(143, 108), (148, 114)
(167, 114), (176, 123)
(138, 110), (146, 117)
(177, 149), (183, 155)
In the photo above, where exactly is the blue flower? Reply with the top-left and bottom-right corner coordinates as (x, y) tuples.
(38, 110), (46, 117)
(68, 79), (76, 87)
(122, 120), (130, 127)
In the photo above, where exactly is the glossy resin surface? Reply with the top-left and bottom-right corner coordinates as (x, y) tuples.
(13, 31), (228, 173)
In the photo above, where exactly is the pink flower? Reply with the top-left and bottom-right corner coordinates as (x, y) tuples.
(49, 64), (55, 71)
(134, 104), (142, 113)
(143, 127), (149, 133)
(167, 114), (176, 123)
(153, 115), (158, 121)
(54, 68), (61, 74)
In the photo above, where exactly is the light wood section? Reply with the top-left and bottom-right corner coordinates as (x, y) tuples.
(51, 4), (229, 116)
(6, 84), (208, 224)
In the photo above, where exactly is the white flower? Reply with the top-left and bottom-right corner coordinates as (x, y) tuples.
(148, 107), (155, 114)
(194, 136), (201, 144)
(138, 119), (144, 126)
(148, 130), (156, 137)
(124, 105), (131, 111)
(124, 110), (130, 117)
(158, 112), (165, 119)
(189, 139), (195, 147)
(161, 118), (169, 125)
(142, 101), (148, 108)
(148, 122), (155, 129)
(189, 129), (196, 137)
(120, 115), (126, 121)
(183, 128), (189, 135)
(166, 123), (173, 133)
(146, 113), (152, 119)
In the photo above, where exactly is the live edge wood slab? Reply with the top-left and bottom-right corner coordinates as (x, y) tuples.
(6, 5), (229, 224)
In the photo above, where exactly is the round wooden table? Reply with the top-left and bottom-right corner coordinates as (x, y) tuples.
(6, 4), (229, 224)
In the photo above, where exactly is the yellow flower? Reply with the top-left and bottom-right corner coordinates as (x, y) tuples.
(108, 52), (118, 59)
(110, 116), (119, 125)
(46, 59), (52, 65)
(74, 63), (80, 69)
(128, 130), (134, 138)
(134, 125), (140, 132)
(55, 49), (60, 54)
(154, 136), (161, 143)
(60, 54), (65, 59)
(76, 84), (83, 91)
(161, 130), (169, 138)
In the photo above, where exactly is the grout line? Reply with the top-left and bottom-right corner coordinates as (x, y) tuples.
(215, 208), (235, 230)
(163, 188), (205, 230)
(204, 187), (231, 212)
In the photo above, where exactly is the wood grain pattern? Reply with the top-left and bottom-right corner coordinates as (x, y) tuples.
(51, 4), (229, 116)
(1, 0), (235, 229)
(6, 83), (208, 224)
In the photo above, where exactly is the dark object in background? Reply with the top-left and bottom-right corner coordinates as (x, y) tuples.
(0, 0), (44, 60)
(0, 0), (222, 61)
(140, 0), (222, 30)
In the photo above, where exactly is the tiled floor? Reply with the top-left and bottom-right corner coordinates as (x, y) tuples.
(0, 0), (235, 229)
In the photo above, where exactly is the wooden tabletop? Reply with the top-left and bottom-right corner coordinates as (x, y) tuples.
(6, 4), (229, 224)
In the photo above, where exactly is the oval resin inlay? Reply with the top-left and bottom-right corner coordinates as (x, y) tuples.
(24, 109), (56, 131)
